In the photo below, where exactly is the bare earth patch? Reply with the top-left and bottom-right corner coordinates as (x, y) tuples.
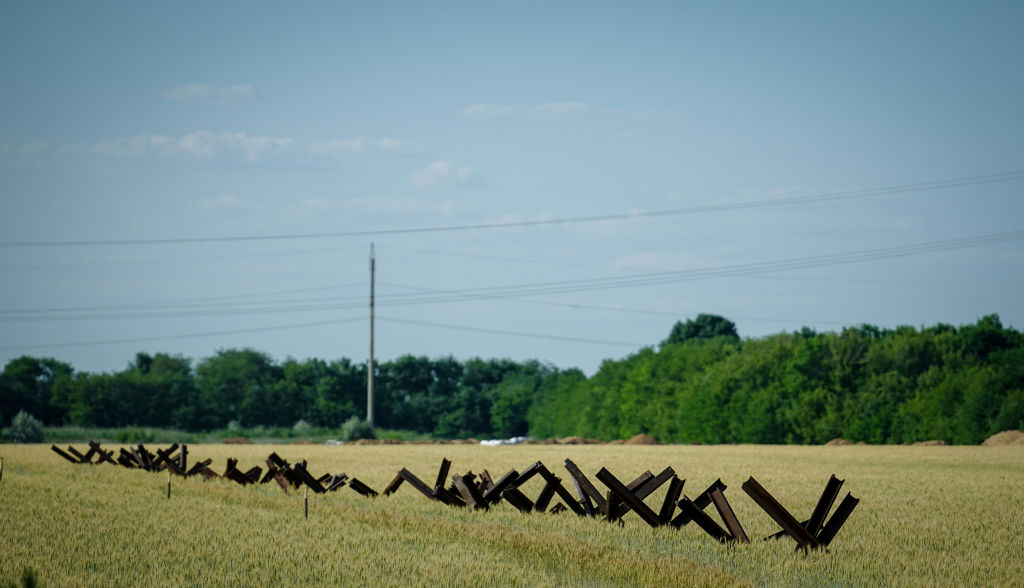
(982, 430), (1024, 446)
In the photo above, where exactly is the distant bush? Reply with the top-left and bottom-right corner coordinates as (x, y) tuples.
(9, 410), (44, 443)
(341, 416), (375, 441)
(292, 419), (312, 434)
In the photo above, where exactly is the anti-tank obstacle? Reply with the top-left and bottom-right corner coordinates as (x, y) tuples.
(51, 442), (858, 549)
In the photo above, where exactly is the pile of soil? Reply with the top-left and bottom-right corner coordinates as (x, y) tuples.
(557, 436), (603, 445)
(911, 440), (946, 446)
(825, 438), (854, 446)
(982, 430), (1024, 446)
(624, 433), (659, 445)
(222, 437), (253, 445)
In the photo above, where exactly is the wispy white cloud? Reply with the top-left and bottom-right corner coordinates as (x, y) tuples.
(55, 131), (409, 165)
(459, 103), (518, 119)
(162, 83), (255, 103)
(413, 160), (472, 188)
(60, 131), (294, 163)
(306, 137), (409, 157)
(534, 101), (607, 118)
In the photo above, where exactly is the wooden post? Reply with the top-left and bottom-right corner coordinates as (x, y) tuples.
(167, 470), (172, 499)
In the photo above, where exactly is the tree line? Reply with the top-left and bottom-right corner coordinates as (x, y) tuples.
(2, 314), (1021, 444)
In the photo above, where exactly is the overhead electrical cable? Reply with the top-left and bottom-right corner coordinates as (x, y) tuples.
(2, 229), (1021, 322)
(0, 316), (367, 351)
(376, 316), (645, 347)
(2, 170), (1022, 248)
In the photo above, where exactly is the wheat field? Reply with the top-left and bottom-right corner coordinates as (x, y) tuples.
(1, 443), (1021, 587)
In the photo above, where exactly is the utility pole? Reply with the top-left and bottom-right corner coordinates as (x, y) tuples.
(367, 243), (375, 427)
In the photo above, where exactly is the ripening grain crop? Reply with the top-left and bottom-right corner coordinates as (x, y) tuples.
(0, 444), (1021, 586)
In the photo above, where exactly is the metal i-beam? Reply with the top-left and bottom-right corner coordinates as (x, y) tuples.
(595, 467), (663, 528)
(741, 477), (820, 550)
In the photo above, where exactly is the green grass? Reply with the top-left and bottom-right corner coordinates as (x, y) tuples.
(1, 444), (1021, 586)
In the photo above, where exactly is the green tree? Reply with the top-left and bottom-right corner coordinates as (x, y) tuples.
(0, 356), (73, 425)
(662, 314), (739, 347)
(194, 349), (281, 429)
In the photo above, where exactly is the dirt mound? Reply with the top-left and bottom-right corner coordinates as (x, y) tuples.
(825, 438), (854, 446)
(558, 436), (603, 445)
(624, 433), (659, 445)
(222, 437), (253, 445)
(911, 440), (946, 446)
(982, 430), (1024, 446)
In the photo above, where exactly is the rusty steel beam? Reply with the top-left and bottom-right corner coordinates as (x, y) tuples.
(816, 492), (859, 547)
(537, 467), (585, 516)
(66, 445), (87, 463)
(478, 470), (494, 493)
(659, 476), (685, 524)
(433, 458), (453, 491)
(80, 444), (97, 464)
(243, 466), (262, 484)
(513, 461), (546, 488)
(571, 475), (596, 518)
(348, 477), (378, 498)
(433, 487), (467, 507)
(501, 487), (535, 513)
(382, 473), (404, 495)
(185, 458), (212, 478)
(483, 469), (520, 505)
(563, 459), (608, 515)
(292, 462), (326, 494)
(51, 445), (80, 464)
(325, 474), (348, 492)
(88, 441), (117, 466)
(612, 467), (674, 519)
(676, 497), (731, 541)
(596, 468), (663, 528)
(672, 478), (727, 526)
(396, 468), (437, 500)
(533, 481), (557, 513)
(807, 475), (844, 538)
(741, 477), (820, 550)
(452, 473), (487, 509)
(267, 453), (290, 469)
(709, 487), (748, 543)
(153, 445), (179, 469)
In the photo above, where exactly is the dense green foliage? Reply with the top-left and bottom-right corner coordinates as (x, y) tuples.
(530, 314), (1024, 444)
(3, 314), (1022, 444)
(8, 410), (44, 443)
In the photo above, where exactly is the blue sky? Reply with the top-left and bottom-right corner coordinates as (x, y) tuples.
(2, 1), (1023, 375)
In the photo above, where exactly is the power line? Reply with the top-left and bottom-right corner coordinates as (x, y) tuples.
(2, 170), (1021, 248)
(0, 316), (366, 351)
(2, 229), (1021, 321)
(377, 316), (645, 347)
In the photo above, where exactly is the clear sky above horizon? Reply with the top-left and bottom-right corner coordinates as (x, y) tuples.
(2, 1), (1023, 376)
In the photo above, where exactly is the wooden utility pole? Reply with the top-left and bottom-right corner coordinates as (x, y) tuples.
(367, 243), (375, 427)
